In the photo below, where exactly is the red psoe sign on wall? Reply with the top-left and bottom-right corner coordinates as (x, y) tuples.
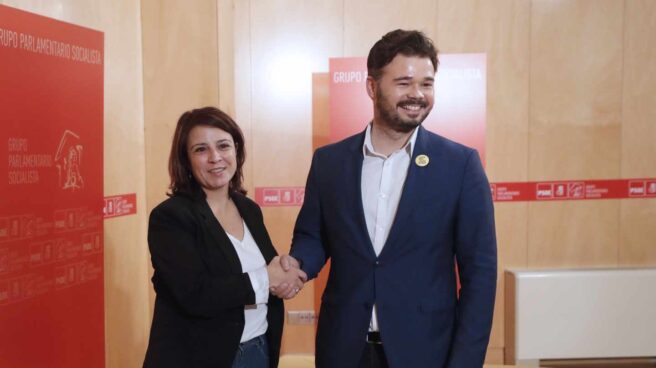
(103, 193), (137, 219)
(491, 178), (656, 202)
(0, 5), (104, 367)
(255, 187), (305, 207)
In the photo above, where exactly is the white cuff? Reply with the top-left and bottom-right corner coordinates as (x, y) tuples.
(248, 266), (270, 304)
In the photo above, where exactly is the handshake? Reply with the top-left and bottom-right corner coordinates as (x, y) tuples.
(266, 255), (307, 299)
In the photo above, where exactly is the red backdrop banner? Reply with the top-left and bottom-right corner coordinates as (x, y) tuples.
(0, 5), (104, 367)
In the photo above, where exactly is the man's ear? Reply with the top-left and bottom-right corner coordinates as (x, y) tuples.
(366, 76), (376, 100)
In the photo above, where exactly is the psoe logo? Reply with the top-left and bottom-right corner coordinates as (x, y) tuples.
(55, 130), (84, 191)
(647, 181), (656, 195)
(628, 181), (646, 197)
(263, 189), (280, 204)
(568, 182), (585, 198)
(536, 183), (553, 199)
(554, 183), (566, 198)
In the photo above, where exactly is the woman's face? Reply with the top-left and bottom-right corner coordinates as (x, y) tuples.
(186, 125), (237, 194)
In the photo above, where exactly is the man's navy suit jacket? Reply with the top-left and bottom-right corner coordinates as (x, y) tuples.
(291, 126), (497, 368)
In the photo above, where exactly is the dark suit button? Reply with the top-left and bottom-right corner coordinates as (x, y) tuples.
(375, 260), (382, 267)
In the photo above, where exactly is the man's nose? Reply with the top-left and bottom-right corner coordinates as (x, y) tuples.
(407, 84), (424, 99)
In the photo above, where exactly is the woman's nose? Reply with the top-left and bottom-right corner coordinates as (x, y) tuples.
(208, 148), (222, 162)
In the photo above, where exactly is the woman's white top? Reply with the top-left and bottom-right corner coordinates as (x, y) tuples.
(226, 221), (269, 342)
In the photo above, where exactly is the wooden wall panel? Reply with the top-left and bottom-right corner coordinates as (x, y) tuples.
(223, 0), (254, 193)
(436, 2), (530, 356)
(528, 201), (619, 268)
(620, 201), (656, 266)
(527, 201), (621, 268)
(1, 0), (151, 367)
(529, 0), (623, 181)
(249, 0), (343, 187)
(437, 0), (530, 183)
(247, 0), (343, 354)
(217, 0), (235, 118)
(621, 0), (656, 178)
(142, 0), (220, 210)
(528, 0), (624, 269)
(620, 0), (656, 266)
(101, 3), (151, 365)
(344, 0), (438, 57)
(489, 203), (529, 356)
(485, 347), (504, 365)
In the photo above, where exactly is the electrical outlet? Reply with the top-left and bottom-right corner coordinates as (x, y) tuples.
(287, 310), (317, 325)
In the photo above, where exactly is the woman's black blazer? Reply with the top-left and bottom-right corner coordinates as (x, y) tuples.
(143, 191), (283, 368)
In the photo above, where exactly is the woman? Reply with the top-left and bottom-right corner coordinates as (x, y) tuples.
(143, 107), (306, 368)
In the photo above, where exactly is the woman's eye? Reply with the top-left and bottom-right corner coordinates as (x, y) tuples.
(219, 143), (232, 150)
(194, 147), (206, 153)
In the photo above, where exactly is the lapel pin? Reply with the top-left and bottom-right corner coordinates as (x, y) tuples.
(415, 154), (429, 167)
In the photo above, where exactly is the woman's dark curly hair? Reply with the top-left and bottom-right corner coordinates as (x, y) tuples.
(168, 106), (246, 197)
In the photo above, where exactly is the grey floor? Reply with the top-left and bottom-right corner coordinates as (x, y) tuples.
(542, 358), (656, 368)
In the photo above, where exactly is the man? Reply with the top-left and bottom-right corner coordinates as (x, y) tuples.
(275, 29), (497, 368)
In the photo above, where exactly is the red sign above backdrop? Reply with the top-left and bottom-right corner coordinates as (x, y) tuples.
(255, 179), (656, 207)
(103, 193), (137, 219)
(492, 178), (656, 202)
(255, 187), (305, 207)
(0, 5), (104, 367)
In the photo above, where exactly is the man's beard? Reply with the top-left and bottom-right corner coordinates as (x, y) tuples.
(374, 89), (432, 133)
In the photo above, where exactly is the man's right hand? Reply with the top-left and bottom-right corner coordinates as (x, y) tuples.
(279, 254), (301, 272)
(267, 255), (306, 299)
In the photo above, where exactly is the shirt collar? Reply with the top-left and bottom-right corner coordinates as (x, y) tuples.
(362, 123), (418, 158)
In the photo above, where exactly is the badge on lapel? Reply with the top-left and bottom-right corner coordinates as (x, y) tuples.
(415, 154), (429, 167)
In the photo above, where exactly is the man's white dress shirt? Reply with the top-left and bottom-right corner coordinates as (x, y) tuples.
(361, 123), (418, 331)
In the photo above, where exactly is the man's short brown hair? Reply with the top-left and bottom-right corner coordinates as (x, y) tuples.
(367, 29), (439, 80)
